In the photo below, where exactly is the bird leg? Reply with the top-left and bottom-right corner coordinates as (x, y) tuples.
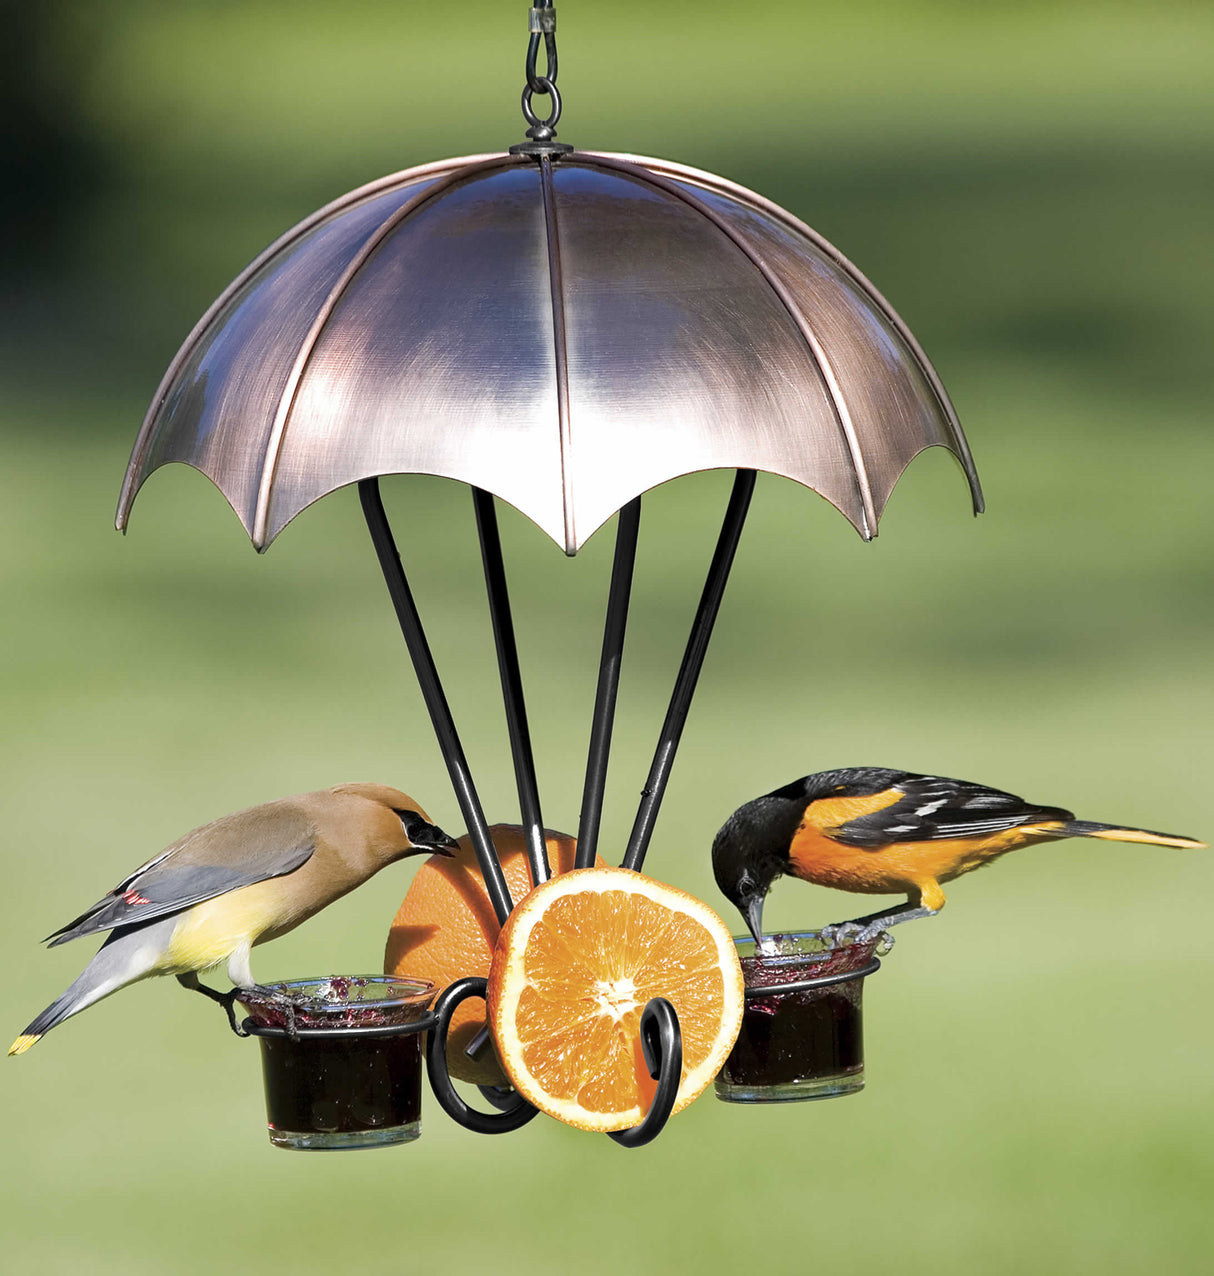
(223, 946), (298, 1040)
(176, 972), (247, 1037)
(821, 902), (939, 948)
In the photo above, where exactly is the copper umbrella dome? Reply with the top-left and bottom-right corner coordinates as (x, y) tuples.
(114, 9), (983, 1144)
(116, 151), (981, 553)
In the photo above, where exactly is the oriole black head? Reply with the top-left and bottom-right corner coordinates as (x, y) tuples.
(712, 769), (902, 943)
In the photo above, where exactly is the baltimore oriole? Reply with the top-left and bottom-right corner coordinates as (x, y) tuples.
(712, 767), (1204, 945)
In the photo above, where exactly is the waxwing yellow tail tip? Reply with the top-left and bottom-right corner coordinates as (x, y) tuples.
(8, 1034), (40, 1057)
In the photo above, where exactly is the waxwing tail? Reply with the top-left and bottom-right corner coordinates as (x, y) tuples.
(10, 917), (177, 1055)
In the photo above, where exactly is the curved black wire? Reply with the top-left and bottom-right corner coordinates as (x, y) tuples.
(425, 978), (537, 1135)
(608, 998), (683, 1148)
(427, 980), (681, 1146)
(525, 0), (558, 92)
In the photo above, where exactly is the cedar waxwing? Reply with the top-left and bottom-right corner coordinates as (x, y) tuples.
(713, 767), (1204, 945)
(10, 783), (458, 1054)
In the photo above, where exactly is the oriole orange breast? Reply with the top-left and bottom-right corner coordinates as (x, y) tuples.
(712, 766), (1204, 945)
(786, 782), (1075, 908)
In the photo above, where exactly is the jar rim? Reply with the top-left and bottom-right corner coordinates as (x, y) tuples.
(732, 931), (880, 980)
(238, 975), (436, 1026)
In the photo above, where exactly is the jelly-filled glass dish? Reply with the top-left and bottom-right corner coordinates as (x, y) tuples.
(715, 933), (881, 1103)
(239, 976), (434, 1150)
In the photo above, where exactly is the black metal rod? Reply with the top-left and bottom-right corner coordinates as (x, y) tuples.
(576, 498), (642, 869)
(359, 479), (514, 926)
(622, 470), (756, 872)
(473, 488), (550, 888)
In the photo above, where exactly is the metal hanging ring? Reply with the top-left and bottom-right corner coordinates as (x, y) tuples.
(425, 976), (538, 1135)
(607, 998), (683, 1148)
(521, 78), (562, 131)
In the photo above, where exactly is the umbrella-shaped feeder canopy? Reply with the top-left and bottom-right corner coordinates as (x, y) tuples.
(118, 151), (980, 552)
(116, 93), (982, 1144)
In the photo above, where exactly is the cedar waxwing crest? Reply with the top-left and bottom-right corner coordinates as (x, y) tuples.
(330, 782), (433, 821)
(326, 783), (458, 856)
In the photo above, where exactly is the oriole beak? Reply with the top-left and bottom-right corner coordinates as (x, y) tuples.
(745, 895), (766, 947)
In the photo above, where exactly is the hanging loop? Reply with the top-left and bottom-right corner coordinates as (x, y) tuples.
(608, 998), (683, 1148)
(426, 977), (538, 1135)
(526, 4), (558, 92)
(512, 2), (573, 153)
(521, 78), (562, 132)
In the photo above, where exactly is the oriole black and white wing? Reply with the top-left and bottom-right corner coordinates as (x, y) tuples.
(828, 773), (1074, 851)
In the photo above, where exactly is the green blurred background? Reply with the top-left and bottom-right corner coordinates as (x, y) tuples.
(3, 1), (1211, 1271)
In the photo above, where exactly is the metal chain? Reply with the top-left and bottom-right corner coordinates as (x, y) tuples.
(521, 2), (562, 138)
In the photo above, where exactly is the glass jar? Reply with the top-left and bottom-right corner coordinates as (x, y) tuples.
(239, 976), (435, 1150)
(715, 933), (881, 1103)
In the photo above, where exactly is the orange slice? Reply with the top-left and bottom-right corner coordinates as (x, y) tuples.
(385, 824), (599, 1085)
(487, 867), (744, 1132)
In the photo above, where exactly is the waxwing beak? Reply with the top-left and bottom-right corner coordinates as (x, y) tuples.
(411, 821), (460, 857)
(745, 894), (766, 947)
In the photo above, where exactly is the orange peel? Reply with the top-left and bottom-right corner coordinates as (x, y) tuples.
(487, 867), (744, 1132)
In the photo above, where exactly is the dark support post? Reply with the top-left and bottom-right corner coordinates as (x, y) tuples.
(576, 498), (641, 869)
(473, 488), (550, 888)
(360, 479), (514, 926)
(622, 470), (756, 872)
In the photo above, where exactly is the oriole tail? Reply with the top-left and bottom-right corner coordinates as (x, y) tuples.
(1060, 821), (1205, 850)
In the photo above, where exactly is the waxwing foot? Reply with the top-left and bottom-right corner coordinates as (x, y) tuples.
(176, 973), (247, 1037)
(256, 987), (299, 1041)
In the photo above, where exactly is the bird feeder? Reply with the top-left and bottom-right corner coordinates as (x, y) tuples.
(116, 3), (982, 1146)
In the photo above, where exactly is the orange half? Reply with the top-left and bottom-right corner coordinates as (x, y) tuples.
(385, 824), (595, 1086)
(487, 867), (744, 1132)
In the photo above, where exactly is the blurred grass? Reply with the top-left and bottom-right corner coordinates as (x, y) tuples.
(2, 2), (1212, 1273)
